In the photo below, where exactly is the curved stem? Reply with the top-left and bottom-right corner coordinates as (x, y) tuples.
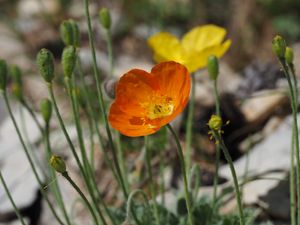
(0, 171), (28, 225)
(188, 164), (201, 201)
(82, 0), (128, 198)
(125, 189), (150, 225)
(213, 132), (245, 225)
(45, 124), (72, 225)
(62, 172), (99, 225)
(2, 90), (65, 225)
(167, 124), (194, 225)
(144, 136), (161, 225)
(185, 73), (195, 171)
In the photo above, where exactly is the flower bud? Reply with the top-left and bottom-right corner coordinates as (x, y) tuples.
(207, 55), (219, 80)
(60, 19), (80, 47)
(99, 8), (111, 29)
(36, 49), (55, 83)
(11, 83), (23, 101)
(272, 35), (286, 59)
(10, 65), (22, 86)
(285, 47), (294, 65)
(208, 115), (222, 131)
(62, 46), (77, 78)
(50, 155), (66, 173)
(40, 98), (52, 124)
(0, 59), (8, 90)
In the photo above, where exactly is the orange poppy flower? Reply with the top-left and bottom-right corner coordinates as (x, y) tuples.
(109, 61), (190, 137)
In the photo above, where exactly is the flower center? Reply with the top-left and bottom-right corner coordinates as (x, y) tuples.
(146, 96), (174, 120)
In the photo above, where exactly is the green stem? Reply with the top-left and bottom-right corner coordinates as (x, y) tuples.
(65, 77), (110, 225)
(167, 124), (194, 225)
(279, 59), (300, 225)
(19, 105), (48, 179)
(144, 136), (161, 225)
(62, 172), (99, 225)
(212, 79), (221, 207)
(188, 164), (201, 201)
(2, 90), (65, 225)
(22, 101), (43, 133)
(185, 73), (195, 172)
(45, 124), (73, 225)
(105, 29), (113, 77)
(159, 151), (166, 206)
(290, 127), (296, 225)
(47, 83), (106, 224)
(0, 171), (28, 225)
(83, 0), (128, 199)
(76, 58), (118, 181)
(116, 132), (129, 193)
(213, 132), (245, 225)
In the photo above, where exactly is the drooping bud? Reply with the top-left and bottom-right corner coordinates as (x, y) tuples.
(285, 47), (294, 65)
(207, 55), (219, 80)
(272, 35), (286, 59)
(10, 65), (22, 86)
(60, 19), (80, 47)
(50, 155), (66, 173)
(99, 8), (111, 29)
(208, 115), (222, 131)
(0, 59), (8, 90)
(62, 46), (77, 78)
(36, 49), (55, 83)
(40, 98), (52, 124)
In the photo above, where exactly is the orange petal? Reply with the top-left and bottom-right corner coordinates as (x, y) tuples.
(115, 69), (159, 118)
(109, 102), (160, 137)
(151, 61), (191, 109)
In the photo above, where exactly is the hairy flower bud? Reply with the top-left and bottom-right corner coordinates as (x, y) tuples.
(37, 49), (55, 83)
(285, 47), (294, 65)
(272, 35), (286, 59)
(208, 115), (222, 131)
(60, 19), (80, 47)
(99, 8), (111, 29)
(0, 59), (8, 90)
(50, 155), (66, 173)
(62, 46), (77, 78)
(207, 55), (219, 80)
(40, 98), (52, 124)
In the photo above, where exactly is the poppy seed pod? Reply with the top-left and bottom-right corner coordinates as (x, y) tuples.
(37, 49), (55, 83)
(272, 35), (286, 59)
(99, 8), (111, 30)
(60, 19), (80, 47)
(40, 98), (52, 124)
(207, 55), (219, 80)
(0, 59), (8, 90)
(62, 46), (77, 78)
(50, 155), (66, 174)
(208, 115), (222, 131)
(285, 47), (294, 65)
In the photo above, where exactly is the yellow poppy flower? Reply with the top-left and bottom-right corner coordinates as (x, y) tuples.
(148, 24), (231, 73)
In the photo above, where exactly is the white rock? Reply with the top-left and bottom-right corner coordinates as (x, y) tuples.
(0, 101), (42, 212)
(219, 114), (295, 204)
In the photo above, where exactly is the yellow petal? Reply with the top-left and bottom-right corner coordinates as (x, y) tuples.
(147, 32), (184, 63)
(182, 25), (227, 53)
(184, 39), (231, 72)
